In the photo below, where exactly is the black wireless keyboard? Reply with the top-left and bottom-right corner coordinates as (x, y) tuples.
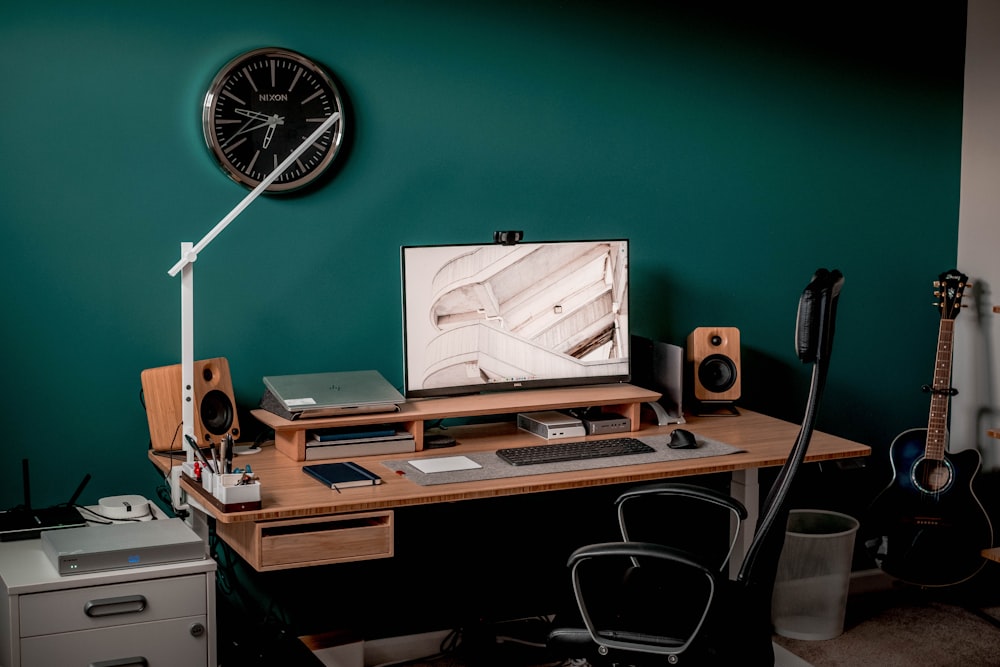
(496, 437), (656, 466)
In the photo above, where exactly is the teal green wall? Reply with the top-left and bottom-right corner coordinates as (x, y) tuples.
(0, 2), (967, 510)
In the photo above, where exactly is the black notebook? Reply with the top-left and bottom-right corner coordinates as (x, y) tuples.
(302, 461), (383, 490)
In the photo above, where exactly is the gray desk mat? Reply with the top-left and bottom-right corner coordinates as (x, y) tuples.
(380, 434), (744, 486)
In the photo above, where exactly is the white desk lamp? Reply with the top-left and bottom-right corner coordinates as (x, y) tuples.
(166, 113), (341, 486)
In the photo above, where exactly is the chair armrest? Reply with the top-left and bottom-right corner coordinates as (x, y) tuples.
(568, 540), (716, 578)
(615, 482), (748, 519)
(565, 540), (720, 659)
(615, 482), (749, 574)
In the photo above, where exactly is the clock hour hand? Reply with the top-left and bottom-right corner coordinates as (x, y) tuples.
(221, 118), (270, 148)
(234, 108), (273, 122)
(235, 109), (285, 129)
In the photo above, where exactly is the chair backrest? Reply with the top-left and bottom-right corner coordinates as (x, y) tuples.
(736, 268), (844, 589)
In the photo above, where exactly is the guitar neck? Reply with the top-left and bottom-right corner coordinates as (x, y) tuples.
(925, 317), (954, 461)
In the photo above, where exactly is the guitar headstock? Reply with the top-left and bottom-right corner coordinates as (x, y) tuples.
(934, 269), (970, 320)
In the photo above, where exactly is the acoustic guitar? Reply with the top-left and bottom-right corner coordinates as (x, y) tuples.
(863, 269), (993, 587)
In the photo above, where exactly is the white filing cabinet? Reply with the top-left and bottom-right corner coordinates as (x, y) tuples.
(0, 530), (216, 667)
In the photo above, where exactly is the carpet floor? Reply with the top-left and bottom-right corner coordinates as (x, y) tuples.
(772, 584), (1000, 667)
(385, 580), (1000, 667)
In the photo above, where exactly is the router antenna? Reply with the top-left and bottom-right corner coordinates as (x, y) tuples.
(67, 473), (92, 507)
(21, 459), (31, 511)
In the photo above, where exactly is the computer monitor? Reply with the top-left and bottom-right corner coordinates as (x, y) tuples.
(400, 239), (630, 398)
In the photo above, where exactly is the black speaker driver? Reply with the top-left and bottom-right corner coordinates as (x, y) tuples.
(698, 354), (738, 393)
(200, 389), (236, 436)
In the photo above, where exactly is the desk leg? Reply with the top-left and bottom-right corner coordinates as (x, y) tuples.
(729, 468), (758, 579)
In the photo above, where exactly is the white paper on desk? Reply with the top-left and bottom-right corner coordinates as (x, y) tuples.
(408, 456), (482, 473)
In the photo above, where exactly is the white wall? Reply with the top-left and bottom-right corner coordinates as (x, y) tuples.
(954, 0), (1000, 471)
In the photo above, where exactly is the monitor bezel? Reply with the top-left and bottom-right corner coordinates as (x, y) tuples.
(400, 238), (631, 399)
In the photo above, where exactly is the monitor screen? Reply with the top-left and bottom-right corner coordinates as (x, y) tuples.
(401, 239), (630, 398)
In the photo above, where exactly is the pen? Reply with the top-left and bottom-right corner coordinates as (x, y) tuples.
(185, 435), (215, 473)
(218, 436), (228, 474)
(224, 434), (235, 474)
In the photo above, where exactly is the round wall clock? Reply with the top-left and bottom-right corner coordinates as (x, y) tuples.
(202, 47), (346, 193)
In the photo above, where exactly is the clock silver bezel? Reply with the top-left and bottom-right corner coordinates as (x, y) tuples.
(202, 47), (346, 192)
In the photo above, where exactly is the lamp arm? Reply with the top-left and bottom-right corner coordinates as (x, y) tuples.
(166, 110), (341, 474)
(168, 111), (341, 276)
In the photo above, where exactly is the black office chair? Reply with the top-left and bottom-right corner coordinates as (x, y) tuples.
(547, 268), (845, 666)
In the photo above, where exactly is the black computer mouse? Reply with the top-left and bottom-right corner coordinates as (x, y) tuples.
(668, 428), (700, 449)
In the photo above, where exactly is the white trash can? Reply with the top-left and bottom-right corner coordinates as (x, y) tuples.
(771, 509), (860, 641)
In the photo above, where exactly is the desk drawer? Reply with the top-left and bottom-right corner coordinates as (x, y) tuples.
(19, 574), (207, 636)
(20, 614), (209, 667)
(217, 511), (393, 571)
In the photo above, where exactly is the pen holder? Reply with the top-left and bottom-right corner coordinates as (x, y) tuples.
(212, 472), (261, 505)
(181, 462), (262, 511)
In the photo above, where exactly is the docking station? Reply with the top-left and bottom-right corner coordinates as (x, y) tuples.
(581, 412), (631, 435)
(516, 410), (586, 439)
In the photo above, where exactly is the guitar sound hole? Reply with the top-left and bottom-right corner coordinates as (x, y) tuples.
(911, 457), (953, 494)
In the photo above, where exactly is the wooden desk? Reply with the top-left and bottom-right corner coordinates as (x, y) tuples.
(149, 400), (870, 572)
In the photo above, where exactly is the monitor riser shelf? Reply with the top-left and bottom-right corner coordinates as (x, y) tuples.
(251, 383), (661, 462)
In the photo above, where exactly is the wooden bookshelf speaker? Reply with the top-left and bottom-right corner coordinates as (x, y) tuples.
(141, 356), (241, 452)
(686, 327), (741, 413)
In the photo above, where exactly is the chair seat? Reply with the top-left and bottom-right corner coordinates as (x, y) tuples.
(548, 627), (690, 667)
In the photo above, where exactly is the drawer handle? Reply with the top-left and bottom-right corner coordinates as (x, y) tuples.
(84, 594), (148, 617)
(89, 659), (148, 667)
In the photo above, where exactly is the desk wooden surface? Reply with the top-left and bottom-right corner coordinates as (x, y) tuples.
(150, 409), (869, 525)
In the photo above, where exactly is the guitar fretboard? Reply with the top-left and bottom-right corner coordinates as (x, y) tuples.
(925, 318), (954, 461)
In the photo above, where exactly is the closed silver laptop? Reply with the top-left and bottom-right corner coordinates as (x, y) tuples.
(261, 370), (405, 419)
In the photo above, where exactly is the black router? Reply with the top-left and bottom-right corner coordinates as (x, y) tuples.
(0, 459), (90, 541)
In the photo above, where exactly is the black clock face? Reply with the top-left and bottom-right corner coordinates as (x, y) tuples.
(202, 48), (346, 192)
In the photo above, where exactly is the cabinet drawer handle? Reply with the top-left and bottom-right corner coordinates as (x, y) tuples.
(88, 659), (148, 667)
(84, 594), (148, 617)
